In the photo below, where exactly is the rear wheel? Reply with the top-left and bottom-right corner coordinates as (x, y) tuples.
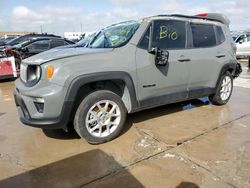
(209, 71), (233, 105)
(74, 90), (127, 144)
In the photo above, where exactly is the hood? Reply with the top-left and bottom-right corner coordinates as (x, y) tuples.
(54, 44), (78, 49)
(23, 47), (113, 65)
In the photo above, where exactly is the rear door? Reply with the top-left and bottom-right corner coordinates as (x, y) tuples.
(187, 23), (222, 98)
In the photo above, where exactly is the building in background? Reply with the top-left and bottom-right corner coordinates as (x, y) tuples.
(64, 32), (85, 41)
(64, 32), (93, 41)
(0, 31), (36, 38)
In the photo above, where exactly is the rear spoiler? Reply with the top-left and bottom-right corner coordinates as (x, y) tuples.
(195, 13), (230, 26)
(167, 13), (230, 27)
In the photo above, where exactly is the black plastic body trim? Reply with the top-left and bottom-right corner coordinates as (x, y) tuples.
(65, 71), (139, 112)
(19, 102), (72, 129)
(138, 87), (215, 111)
(215, 62), (237, 90)
(139, 90), (187, 110)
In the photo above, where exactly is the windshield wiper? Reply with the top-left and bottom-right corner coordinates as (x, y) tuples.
(89, 31), (101, 48)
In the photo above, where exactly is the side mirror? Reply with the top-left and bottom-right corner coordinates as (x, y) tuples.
(21, 47), (29, 52)
(239, 40), (243, 44)
(148, 48), (157, 55)
(149, 48), (169, 66)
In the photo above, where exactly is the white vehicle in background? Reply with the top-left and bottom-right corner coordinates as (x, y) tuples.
(235, 34), (250, 67)
(235, 34), (250, 57)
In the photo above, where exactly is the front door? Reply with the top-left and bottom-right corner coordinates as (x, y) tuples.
(135, 19), (190, 107)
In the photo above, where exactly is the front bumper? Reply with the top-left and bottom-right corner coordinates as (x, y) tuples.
(13, 79), (72, 129)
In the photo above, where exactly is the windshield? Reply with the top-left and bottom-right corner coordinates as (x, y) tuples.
(76, 33), (96, 47)
(90, 20), (141, 48)
(6, 36), (22, 46)
(13, 40), (32, 48)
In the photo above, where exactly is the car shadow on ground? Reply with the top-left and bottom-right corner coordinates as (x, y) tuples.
(42, 98), (210, 140)
(0, 149), (144, 187)
(0, 149), (200, 187)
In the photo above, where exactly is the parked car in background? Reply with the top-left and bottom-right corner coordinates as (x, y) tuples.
(235, 34), (250, 44)
(0, 33), (61, 47)
(11, 37), (75, 59)
(235, 33), (250, 67)
(0, 36), (19, 46)
(56, 32), (96, 49)
(236, 40), (250, 57)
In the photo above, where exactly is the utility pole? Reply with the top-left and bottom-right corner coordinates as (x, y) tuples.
(40, 25), (43, 34)
(81, 22), (83, 33)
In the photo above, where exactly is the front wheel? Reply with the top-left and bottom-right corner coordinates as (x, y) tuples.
(74, 90), (127, 144)
(209, 71), (233, 105)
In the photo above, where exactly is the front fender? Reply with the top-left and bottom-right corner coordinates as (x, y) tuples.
(65, 71), (139, 112)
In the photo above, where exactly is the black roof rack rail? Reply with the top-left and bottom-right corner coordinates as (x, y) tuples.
(156, 13), (230, 26)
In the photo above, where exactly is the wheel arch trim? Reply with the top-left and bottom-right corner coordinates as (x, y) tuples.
(65, 71), (139, 112)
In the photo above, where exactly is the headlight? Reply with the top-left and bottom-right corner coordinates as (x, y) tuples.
(20, 64), (41, 87)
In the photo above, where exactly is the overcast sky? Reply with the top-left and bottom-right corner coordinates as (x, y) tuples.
(0, 0), (249, 35)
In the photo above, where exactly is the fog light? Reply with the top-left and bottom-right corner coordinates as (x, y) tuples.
(34, 102), (44, 113)
(33, 97), (44, 113)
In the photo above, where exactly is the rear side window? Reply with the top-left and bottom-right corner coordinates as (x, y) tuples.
(152, 20), (186, 49)
(215, 26), (226, 44)
(191, 23), (216, 48)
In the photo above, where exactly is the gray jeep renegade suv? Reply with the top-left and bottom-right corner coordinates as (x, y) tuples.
(14, 13), (241, 144)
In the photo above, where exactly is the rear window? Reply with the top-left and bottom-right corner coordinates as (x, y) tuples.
(191, 23), (216, 48)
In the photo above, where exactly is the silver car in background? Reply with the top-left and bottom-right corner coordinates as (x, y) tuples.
(235, 34), (250, 67)
(235, 34), (250, 53)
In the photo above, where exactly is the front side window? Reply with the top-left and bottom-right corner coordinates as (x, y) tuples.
(90, 20), (141, 48)
(152, 20), (186, 49)
(235, 35), (244, 43)
(26, 40), (50, 51)
(191, 23), (216, 48)
(235, 34), (250, 43)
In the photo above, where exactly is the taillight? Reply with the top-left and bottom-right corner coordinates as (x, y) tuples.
(195, 13), (208, 17)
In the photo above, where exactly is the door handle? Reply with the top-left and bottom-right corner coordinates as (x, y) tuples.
(216, 54), (226, 58)
(178, 58), (191, 62)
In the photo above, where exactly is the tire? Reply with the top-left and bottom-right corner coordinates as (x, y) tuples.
(74, 90), (127, 144)
(209, 71), (233, 105)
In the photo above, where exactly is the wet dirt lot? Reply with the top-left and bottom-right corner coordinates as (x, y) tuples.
(0, 61), (250, 188)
